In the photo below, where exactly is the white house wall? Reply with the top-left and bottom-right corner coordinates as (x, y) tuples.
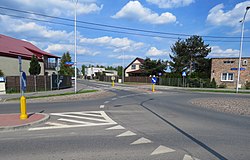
(125, 59), (141, 77)
(0, 56), (44, 76)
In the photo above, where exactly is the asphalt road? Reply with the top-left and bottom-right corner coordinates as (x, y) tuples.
(0, 80), (249, 160)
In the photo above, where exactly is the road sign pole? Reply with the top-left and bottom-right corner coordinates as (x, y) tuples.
(152, 84), (155, 92)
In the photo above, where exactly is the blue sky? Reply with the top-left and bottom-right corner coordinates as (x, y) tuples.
(0, 0), (250, 68)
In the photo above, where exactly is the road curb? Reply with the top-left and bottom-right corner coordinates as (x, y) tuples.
(0, 113), (50, 131)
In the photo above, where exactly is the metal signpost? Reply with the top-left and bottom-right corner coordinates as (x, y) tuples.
(182, 71), (186, 87)
(20, 71), (28, 120)
(151, 75), (157, 92)
(111, 76), (115, 87)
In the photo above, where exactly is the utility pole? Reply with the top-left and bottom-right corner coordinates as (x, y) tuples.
(74, 0), (78, 93)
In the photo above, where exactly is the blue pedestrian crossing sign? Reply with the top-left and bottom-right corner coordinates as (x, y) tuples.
(182, 71), (186, 77)
(151, 76), (157, 84)
(21, 72), (27, 91)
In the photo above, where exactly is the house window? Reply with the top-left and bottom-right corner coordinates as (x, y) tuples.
(221, 73), (234, 81)
(223, 61), (235, 64)
(131, 64), (136, 69)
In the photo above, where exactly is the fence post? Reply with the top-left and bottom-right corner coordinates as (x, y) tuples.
(44, 76), (46, 91)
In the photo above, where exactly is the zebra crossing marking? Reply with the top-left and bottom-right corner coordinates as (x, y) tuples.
(29, 111), (117, 131)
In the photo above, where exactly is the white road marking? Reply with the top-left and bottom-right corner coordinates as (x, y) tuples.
(100, 105), (105, 109)
(58, 118), (94, 125)
(104, 101), (110, 104)
(150, 145), (175, 155)
(116, 131), (137, 137)
(112, 98), (117, 101)
(131, 137), (152, 145)
(76, 113), (103, 118)
(183, 154), (200, 160)
(45, 122), (65, 126)
(51, 114), (108, 122)
(106, 125), (125, 130)
(29, 111), (117, 131)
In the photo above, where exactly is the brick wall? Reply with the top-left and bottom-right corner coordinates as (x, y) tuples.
(211, 58), (250, 88)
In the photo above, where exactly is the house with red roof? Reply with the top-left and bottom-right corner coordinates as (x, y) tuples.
(125, 57), (145, 77)
(0, 34), (59, 76)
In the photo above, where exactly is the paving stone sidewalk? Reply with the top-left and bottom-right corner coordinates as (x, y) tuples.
(0, 113), (50, 131)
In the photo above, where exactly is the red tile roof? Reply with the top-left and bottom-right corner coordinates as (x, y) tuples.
(0, 34), (59, 60)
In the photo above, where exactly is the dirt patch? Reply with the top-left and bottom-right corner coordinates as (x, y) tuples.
(190, 98), (250, 116)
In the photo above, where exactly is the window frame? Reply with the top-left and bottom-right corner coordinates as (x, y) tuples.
(131, 64), (136, 70)
(221, 73), (234, 82)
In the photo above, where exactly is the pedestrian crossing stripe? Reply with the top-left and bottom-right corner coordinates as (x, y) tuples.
(29, 111), (117, 131)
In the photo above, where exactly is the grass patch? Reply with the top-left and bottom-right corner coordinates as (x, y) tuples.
(124, 82), (150, 85)
(7, 90), (98, 101)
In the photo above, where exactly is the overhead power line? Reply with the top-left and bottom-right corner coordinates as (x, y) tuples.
(2, 12), (249, 43)
(0, 5), (249, 40)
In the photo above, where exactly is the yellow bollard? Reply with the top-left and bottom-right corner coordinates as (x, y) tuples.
(152, 84), (155, 92)
(20, 96), (28, 120)
(112, 80), (115, 87)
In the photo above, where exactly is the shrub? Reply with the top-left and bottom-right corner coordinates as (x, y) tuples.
(218, 83), (226, 88)
(0, 69), (4, 76)
(245, 81), (250, 89)
(210, 78), (217, 88)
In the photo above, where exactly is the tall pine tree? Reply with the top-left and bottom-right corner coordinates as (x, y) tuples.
(59, 52), (74, 76)
(170, 35), (211, 77)
(29, 55), (41, 75)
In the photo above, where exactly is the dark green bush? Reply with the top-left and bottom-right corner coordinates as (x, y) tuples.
(218, 83), (226, 88)
(245, 81), (250, 89)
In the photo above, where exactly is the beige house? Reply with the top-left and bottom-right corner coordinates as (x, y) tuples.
(0, 34), (59, 76)
(211, 57), (250, 88)
(125, 57), (145, 77)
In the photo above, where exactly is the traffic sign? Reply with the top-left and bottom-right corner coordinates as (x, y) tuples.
(111, 76), (115, 81)
(21, 72), (27, 91)
(231, 68), (246, 71)
(65, 62), (74, 66)
(151, 77), (157, 84)
(182, 71), (186, 77)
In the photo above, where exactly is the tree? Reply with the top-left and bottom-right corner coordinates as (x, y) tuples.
(170, 35), (211, 77)
(81, 64), (86, 76)
(0, 69), (4, 76)
(59, 52), (74, 76)
(140, 57), (167, 76)
(117, 66), (123, 77)
(29, 55), (41, 75)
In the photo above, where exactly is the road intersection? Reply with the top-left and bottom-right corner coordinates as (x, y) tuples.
(0, 80), (249, 159)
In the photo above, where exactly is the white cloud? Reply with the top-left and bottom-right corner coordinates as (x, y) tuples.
(146, 47), (169, 56)
(108, 54), (137, 60)
(0, 15), (72, 42)
(146, 0), (195, 8)
(207, 1), (250, 27)
(45, 44), (99, 56)
(209, 46), (239, 57)
(80, 36), (144, 52)
(112, 1), (176, 24)
(9, 0), (103, 17)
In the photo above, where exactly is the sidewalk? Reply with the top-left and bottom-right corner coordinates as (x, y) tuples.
(0, 113), (50, 131)
(0, 81), (89, 102)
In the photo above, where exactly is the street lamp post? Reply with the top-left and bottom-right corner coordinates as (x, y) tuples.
(74, 0), (78, 94)
(122, 51), (124, 83)
(236, 6), (250, 93)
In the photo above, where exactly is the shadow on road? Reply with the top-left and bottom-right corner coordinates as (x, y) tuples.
(141, 98), (228, 160)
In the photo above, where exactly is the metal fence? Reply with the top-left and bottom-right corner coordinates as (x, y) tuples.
(159, 77), (213, 88)
(5, 75), (72, 93)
